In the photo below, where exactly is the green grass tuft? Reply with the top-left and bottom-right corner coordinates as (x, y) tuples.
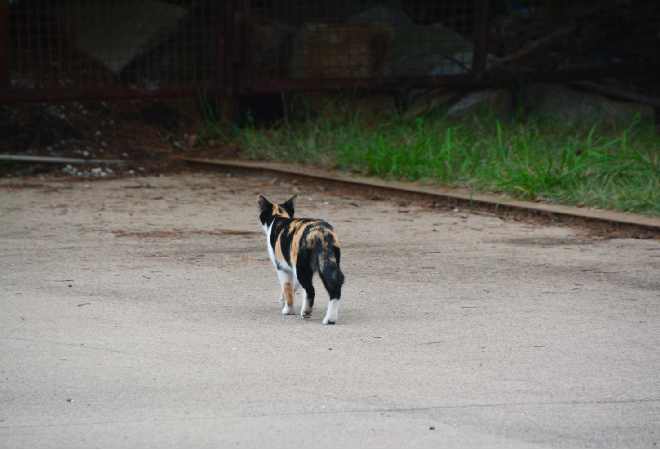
(204, 107), (660, 217)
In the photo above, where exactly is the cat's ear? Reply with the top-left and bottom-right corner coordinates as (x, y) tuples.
(281, 194), (298, 217)
(257, 195), (271, 212)
(285, 194), (298, 207)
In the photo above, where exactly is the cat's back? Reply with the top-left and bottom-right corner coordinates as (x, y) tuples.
(273, 217), (339, 250)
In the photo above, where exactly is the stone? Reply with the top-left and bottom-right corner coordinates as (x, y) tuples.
(403, 88), (464, 120)
(393, 24), (473, 77)
(52, 0), (186, 73)
(346, 5), (415, 38)
(445, 89), (512, 119)
(290, 22), (394, 79)
(520, 84), (654, 126)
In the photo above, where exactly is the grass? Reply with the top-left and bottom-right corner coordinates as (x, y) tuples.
(202, 99), (660, 217)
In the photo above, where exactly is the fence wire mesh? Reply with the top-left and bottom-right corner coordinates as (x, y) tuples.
(251, 1), (480, 81)
(486, 1), (659, 73)
(1, 0), (657, 103)
(4, 0), (231, 101)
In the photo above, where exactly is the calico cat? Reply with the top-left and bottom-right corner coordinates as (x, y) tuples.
(258, 194), (344, 324)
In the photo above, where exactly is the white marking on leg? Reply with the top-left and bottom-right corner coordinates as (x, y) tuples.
(278, 270), (295, 315)
(301, 288), (312, 318)
(323, 299), (340, 324)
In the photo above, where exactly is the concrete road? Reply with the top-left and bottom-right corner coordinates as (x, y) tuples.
(1, 173), (659, 448)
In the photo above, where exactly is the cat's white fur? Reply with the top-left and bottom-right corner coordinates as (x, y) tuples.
(265, 220), (299, 315)
(323, 299), (340, 325)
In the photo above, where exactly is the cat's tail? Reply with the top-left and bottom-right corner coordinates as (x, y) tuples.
(317, 235), (344, 300)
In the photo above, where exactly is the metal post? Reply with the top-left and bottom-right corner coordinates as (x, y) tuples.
(242, 0), (252, 92)
(218, 1), (236, 125)
(0, 1), (10, 102)
(472, 0), (490, 83)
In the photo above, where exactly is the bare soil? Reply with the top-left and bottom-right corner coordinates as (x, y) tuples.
(0, 98), (238, 179)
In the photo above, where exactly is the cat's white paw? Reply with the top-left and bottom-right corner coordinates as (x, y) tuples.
(300, 303), (312, 318)
(282, 305), (295, 315)
(300, 295), (312, 318)
(323, 299), (339, 324)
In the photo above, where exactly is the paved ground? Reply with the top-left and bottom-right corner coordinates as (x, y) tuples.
(1, 173), (659, 448)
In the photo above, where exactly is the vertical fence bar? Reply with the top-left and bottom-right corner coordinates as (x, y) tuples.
(218, 1), (236, 124)
(472, 0), (489, 82)
(45, 2), (53, 89)
(241, 0), (252, 91)
(66, 0), (72, 91)
(0, 1), (9, 102)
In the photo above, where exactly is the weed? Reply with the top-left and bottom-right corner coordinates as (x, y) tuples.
(204, 106), (660, 217)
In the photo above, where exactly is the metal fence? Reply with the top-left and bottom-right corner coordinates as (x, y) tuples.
(2, 0), (235, 102)
(1, 0), (657, 104)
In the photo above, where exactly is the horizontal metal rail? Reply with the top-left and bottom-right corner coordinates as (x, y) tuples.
(0, 155), (127, 164)
(0, 85), (231, 105)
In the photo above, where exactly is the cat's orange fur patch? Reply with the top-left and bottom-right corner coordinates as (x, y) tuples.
(290, 220), (320, 267)
(305, 228), (324, 248)
(275, 237), (286, 263)
(332, 231), (340, 247)
(283, 282), (294, 307)
(272, 205), (290, 218)
(289, 222), (305, 268)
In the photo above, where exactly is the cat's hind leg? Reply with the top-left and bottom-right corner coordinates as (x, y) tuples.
(296, 266), (315, 319)
(320, 267), (342, 325)
(277, 269), (296, 315)
(300, 288), (314, 319)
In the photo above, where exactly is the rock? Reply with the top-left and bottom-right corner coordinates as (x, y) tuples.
(403, 88), (464, 120)
(393, 24), (473, 77)
(445, 89), (512, 119)
(520, 84), (654, 126)
(346, 6), (497, 76)
(291, 22), (394, 78)
(289, 21), (396, 123)
(53, 0), (186, 73)
(404, 88), (512, 121)
(346, 5), (415, 38)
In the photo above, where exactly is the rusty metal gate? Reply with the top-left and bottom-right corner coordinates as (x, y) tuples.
(1, 0), (658, 104)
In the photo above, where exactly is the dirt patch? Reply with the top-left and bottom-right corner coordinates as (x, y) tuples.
(112, 229), (260, 238)
(499, 237), (597, 246)
(0, 98), (241, 179)
(0, 181), (46, 189)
